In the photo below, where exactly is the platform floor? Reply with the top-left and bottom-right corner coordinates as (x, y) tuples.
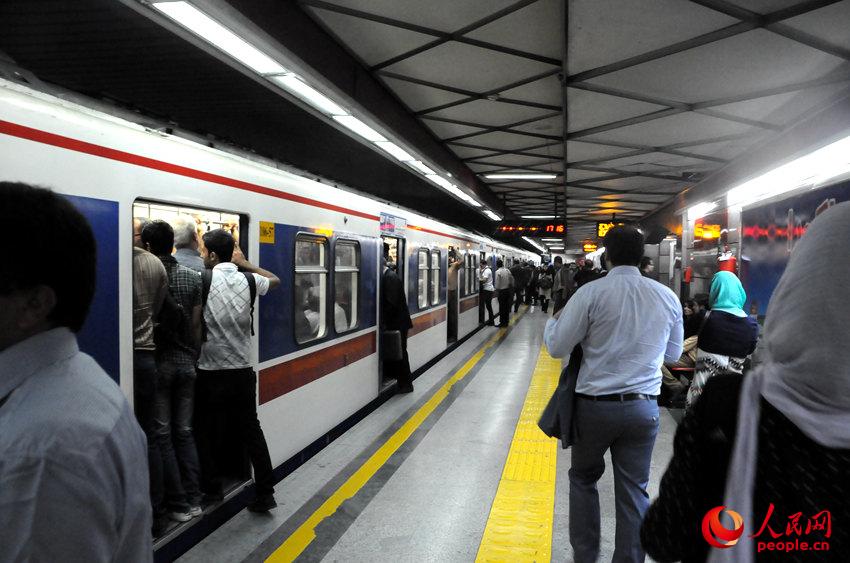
(178, 306), (677, 563)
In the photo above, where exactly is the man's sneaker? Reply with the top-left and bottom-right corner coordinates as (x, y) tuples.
(247, 496), (277, 513)
(188, 506), (203, 518)
(169, 510), (193, 523)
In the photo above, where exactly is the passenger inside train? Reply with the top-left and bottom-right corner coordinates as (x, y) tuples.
(3, 0), (850, 561)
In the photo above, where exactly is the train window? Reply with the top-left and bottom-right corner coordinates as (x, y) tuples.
(464, 253), (472, 296)
(430, 249), (440, 305)
(334, 240), (359, 334)
(295, 234), (328, 344)
(417, 249), (429, 309)
(473, 255), (479, 292)
(133, 201), (242, 246)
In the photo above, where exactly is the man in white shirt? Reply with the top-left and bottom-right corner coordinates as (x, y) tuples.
(0, 183), (151, 561)
(544, 225), (683, 563)
(478, 260), (495, 325)
(196, 229), (281, 513)
(493, 259), (514, 327)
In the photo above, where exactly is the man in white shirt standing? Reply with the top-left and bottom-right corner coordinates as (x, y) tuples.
(493, 259), (514, 327)
(544, 225), (683, 563)
(478, 259), (495, 326)
(196, 229), (281, 512)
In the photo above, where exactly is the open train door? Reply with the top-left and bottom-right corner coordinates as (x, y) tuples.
(379, 231), (405, 388)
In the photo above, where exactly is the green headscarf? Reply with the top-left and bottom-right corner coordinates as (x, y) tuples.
(709, 270), (747, 317)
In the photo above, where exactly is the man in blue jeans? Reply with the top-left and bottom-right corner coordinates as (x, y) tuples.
(544, 225), (683, 563)
(141, 220), (204, 524)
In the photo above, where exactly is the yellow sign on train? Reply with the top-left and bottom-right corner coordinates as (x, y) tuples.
(259, 221), (275, 244)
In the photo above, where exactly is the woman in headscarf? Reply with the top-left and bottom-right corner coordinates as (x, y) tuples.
(641, 202), (850, 562)
(685, 270), (759, 410)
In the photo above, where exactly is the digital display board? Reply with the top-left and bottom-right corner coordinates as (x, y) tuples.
(583, 242), (598, 252)
(497, 223), (565, 234)
(597, 221), (626, 238)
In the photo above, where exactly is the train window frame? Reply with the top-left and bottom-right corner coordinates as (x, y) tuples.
(417, 248), (429, 310)
(430, 249), (441, 306)
(473, 255), (479, 292)
(333, 239), (360, 335)
(294, 233), (329, 345)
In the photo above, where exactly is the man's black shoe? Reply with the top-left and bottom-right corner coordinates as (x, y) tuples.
(247, 496), (277, 513)
(397, 385), (414, 394)
(485, 321), (495, 326)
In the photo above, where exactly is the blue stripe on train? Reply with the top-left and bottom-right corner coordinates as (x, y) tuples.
(67, 195), (120, 382)
(258, 224), (379, 363)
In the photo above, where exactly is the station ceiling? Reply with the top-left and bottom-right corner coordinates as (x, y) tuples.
(2, 0), (849, 249)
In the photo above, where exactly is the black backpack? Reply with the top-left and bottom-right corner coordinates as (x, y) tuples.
(154, 270), (187, 349)
(202, 269), (257, 338)
(539, 274), (553, 290)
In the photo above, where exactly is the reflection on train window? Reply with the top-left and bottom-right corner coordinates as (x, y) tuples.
(334, 240), (359, 334)
(295, 235), (328, 344)
(418, 249), (429, 309)
(430, 250), (440, 306)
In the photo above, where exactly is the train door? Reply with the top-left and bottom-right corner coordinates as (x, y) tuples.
(379, 235), (405, 388)
(447, 246), (460, 344)
(132, 200), (251, 535)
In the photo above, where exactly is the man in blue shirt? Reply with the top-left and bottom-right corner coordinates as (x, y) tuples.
(544, 225), (683, 563)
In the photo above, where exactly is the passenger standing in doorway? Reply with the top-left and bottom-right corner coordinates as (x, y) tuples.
(381, 250), (414, 393)
(0, 183), (151, 561)
(447, 250), (462, 341)
(494, 259), (514, 327)
(551, 256), (566, 313)
(172, 217), (205, 274)
(544, 225), (683, 563)
(141, 220), (204, 523)
(195, 229), (280, 512)
(479, 260), (495, 326)
(133, 216), (170, 535)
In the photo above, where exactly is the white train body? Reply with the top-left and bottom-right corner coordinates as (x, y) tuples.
(0, 79), (535, 468)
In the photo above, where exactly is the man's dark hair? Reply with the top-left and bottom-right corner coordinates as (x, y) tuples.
(554, 256), (563, 265)
(604, 225), (645, 266)
(141, 220), (175, 256)
(0, 182), (96, 332)
(584, 260), (594, 270)
(639, 256), (653, 270)
(203, 228), (235, 262)
(496, 259), (504, 268)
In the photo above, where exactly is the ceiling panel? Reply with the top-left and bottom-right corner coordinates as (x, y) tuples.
(567, 168), (610, 182)
(422, 120), (486, 139)
(567, 0), (737, 75)
(510, 114), (564, 135)
(383, 41), (559, 93)
(598, 151), (722, 172)
(580, 176), (684, 191)
(380, 75), (469, 111)
(456, 129), (557, 151)
(685, 134), (771, 160)
(320, 0), (520, 33)
(783, 1), (850, 51)
(498, 73), (563, 106)
(582, 111), (753, 148)
(523, 142), (564, 158)
(474, 154), (561, 167)
(587, 29), (846, 104)
(308, 7), (435, 67)
(427, 98), (554, 126)
(707, 82), (850, 126)
(723, 0), (813, 14)
(566, 141), (637, 163)
(566, 87), (667, 133)
(450, 145), (501, 159)
(464, 0), (564, 59)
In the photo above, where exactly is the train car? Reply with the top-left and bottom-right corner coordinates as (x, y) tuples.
(0, 77), (536, 529)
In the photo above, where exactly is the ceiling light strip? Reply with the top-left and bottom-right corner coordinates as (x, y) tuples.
(521, 236), (546, 253)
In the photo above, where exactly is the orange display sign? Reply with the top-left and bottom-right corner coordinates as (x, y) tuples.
(694, 221), (722, 240)
(583, 242), (598, 253)
(597, 221), (625, 238)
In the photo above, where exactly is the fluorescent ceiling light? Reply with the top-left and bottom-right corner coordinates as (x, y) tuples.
(483, 209), (502, 221)
(268, 73), (347, 116)
(406, 160), (436, 175)
(726, 135), (850, 208)
(426, 174), (454, 190)
(332, 115), (387, 143)
(424, 175), (484, 208)
(522, 236), (546, 252)
(549, 246), (565, 250)
(541, 238), (561, 241)
(462, 194), (483, 207)
(688, 201), (717, 221)
(374, 141), (414, 162)
(152, 1), (286, 75)
(521, 215), (556, 219)
(484, 173), (558, 180)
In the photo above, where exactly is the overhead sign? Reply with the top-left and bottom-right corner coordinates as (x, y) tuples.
(694, 220), (722, 240)
(379, 213), (406, 235)
(497, 223), (565, 234)
(583, 242), (598, 253)
(597, 221), (626, 238)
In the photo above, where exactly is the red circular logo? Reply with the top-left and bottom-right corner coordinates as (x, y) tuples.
(702, 506), (745, 549)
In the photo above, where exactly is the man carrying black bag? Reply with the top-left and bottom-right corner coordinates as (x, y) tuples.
(381, 248), (414, 394)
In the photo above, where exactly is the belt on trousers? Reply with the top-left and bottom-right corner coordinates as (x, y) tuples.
(576, 393), (658, 402)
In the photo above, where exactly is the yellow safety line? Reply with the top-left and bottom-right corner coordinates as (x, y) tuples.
(266, 311), (524, 562)
(475, 346), (561, 563)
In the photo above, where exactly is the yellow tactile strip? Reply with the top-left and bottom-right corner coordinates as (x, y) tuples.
(476, 349), (561, 563)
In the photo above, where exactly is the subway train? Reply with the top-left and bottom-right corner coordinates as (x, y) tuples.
(0, 78), (536, 527)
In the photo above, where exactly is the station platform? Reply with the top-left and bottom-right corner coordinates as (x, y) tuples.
(178, 307), (678, 563)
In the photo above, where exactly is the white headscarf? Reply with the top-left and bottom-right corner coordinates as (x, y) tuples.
(710, 201), (850, 563)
